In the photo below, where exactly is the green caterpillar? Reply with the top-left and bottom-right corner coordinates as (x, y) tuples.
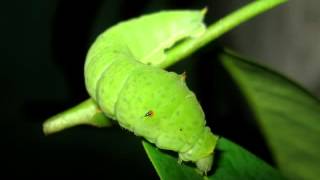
(84, 10), (218, 174)
(45, 10), (218, 174)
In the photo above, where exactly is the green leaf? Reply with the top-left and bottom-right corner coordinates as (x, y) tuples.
(143, 137), (284, 180)
(220, 49), (320, 180)
(143, 141), (203, 180)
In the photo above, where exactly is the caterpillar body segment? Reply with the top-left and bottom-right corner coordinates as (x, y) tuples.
(84, 10), (218, 174)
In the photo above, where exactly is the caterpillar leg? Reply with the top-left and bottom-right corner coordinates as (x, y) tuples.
(195, 154), (213, 175)
(179, 127), (218, 174)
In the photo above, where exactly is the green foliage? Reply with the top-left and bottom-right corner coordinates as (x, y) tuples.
(220, 49), (320, 180)
(143, 138), (284, 180)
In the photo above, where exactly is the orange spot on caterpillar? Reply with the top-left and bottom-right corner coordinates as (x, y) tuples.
(144, 110), (154, 117)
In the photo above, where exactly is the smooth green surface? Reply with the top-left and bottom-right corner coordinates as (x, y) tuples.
(143, 137), (284, 180)
(84, 10), (206, 101)
(143, 141), (203, 180)
(43, 99), (112, 135)
(220, 49), (320, 180)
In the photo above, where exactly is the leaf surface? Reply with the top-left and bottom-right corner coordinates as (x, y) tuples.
(143, 138), (284, 180)
(220, 49), (320, 180)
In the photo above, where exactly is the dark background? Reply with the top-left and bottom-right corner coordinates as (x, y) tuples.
(1, 0), (318, 178)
